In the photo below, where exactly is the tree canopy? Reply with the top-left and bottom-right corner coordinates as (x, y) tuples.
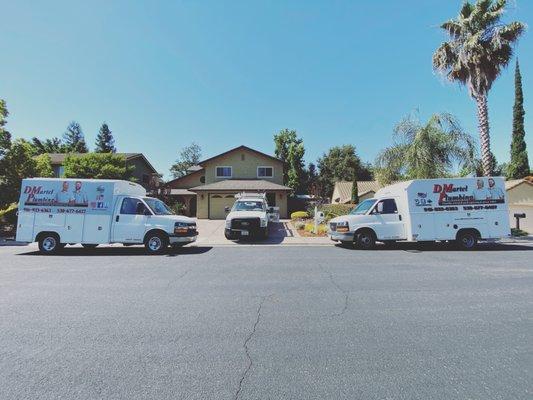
(375, 113), (477, 184)
(63, 153), (134, 180)
(170, 143), (202, 179)
(274, 129), (306, 193)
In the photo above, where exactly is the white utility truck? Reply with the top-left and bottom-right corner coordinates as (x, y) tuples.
(224, 192), (278, 240)
(16, 178), (197, 254)
(328, 177), (510, 250)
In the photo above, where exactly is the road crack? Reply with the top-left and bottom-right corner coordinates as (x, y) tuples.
(234, 296), (267, 400)
(165, 269), (189, 291)
(322, 267), (349, 317)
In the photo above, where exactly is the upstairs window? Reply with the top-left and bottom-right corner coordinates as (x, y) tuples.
(215, 166), (232, 178)
(257, 166), (273, 178)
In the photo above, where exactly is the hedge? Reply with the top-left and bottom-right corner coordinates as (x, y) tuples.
(290, 211), (309, 220)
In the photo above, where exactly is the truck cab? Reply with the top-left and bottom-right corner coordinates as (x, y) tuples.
(224, 193), (273, 240)
(329, 197), (406, 248)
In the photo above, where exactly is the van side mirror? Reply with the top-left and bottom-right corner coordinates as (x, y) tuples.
(268, 207), (274, 213)
(376, 202), (384, 214)
(224, 206), (230, 213)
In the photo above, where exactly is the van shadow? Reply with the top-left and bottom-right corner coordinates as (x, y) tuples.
(232, 221), (292, 245)
(335, 241), (533, 252)
(18, 245), (213, 257)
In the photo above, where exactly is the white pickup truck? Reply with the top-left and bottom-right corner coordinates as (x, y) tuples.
(329, 177), (511, 250)
(224, 193), (278, 240)
(16, 178), (197, 254)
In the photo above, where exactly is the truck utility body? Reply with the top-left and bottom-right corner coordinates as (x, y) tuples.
(329, 177), (511, 250)
(16, 178), (197, 254)
(224, 192), (278, 240)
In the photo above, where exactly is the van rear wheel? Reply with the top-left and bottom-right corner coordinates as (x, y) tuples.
(456, 231), (478, 250)
(144, 232), (169, 255)
(38, 233), (61, 255)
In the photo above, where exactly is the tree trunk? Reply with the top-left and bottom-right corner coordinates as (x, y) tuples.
(476, 95), (493, 176)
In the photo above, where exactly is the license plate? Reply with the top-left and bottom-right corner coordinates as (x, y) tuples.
(241, 230), (249, 236)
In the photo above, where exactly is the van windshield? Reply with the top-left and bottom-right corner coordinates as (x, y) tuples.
(233, 201), (265, 212)
(144, 198), (173, 215)
(350, 199), (377, 215)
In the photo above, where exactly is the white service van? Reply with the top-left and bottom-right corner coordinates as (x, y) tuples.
(16, 178), (197, 254)
(328, 177), (511, 250)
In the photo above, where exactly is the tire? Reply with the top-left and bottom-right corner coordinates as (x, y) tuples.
(38, 233), (61, 255)
(144, 232), (169, 255)
(225, 231), (235, 240)
(261, 227), (269, 239)
(82, 244), (98, 249)
(355, 230), (376, 250)
(456, 231), (478, 250)
(339, 241), (354, 248)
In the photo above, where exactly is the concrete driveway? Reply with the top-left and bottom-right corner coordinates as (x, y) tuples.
(195, 219), (330, 246)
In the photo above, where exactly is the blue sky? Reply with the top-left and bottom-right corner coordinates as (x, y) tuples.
(1, 0), (531, 178)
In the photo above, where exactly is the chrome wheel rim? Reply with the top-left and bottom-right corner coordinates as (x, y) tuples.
(148, 237), (162, 251)
(43, 237), (56, 251)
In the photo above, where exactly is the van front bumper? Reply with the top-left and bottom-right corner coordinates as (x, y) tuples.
(328, 231), (355, 242)
(169, 234), (197, 244)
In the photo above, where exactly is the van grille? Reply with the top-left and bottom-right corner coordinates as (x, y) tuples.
(231, 218), (260, 230)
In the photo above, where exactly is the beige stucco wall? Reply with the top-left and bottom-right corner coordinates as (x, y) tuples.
(196, 192), (209, 219)
(167, 170), (204, 189)
(507, 183), (533, 233)
(203, 149), (284, 184)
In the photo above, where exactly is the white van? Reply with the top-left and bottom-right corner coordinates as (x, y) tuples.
(328, 177), (511, 250)
(16, 178), (197, 254)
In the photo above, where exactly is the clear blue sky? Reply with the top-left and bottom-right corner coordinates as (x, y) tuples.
(1, 0), (531, 179)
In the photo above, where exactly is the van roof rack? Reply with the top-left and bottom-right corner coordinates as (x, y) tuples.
(235, 192), (266, 199)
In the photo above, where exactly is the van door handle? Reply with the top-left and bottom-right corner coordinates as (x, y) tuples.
(116, 215), (120, 222)
(398, 214), (402, 221)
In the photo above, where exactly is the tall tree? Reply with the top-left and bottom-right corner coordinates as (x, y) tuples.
(170, 142), (202, 178)
(63, 121), (88, 153)
(95, 122), (116, 153)
(274, 129), (305, 189)
(376, 113), (477, 184)
(508, 60), (530, 179)
(433, 0), (524, 176)
(317, 145), (371, 198)
(351, 175), (359, 204)
(31, 137), (67, 154)
(305, 162), (319, 196)
(0, 99), (11, 160)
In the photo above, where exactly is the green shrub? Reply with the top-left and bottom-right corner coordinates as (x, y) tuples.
(291, 211), (309, 220)
(293, 221), (306, 230)
(0, 203), (18, 231)
(511, 228), (529, 237)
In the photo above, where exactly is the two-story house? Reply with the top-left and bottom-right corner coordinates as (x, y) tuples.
(164, 145), (292, 219)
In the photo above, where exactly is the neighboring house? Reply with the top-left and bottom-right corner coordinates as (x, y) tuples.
(333, 179), (533, 234)
(331, 181), (392, 204)
(46, 153), (160, 192)
(164, 145), (292, 219)
(506, 178), (533, 233)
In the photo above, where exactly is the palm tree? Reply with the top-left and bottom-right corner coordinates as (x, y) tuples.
(432, 0), (524, 176)
(375, 113), (477, 184)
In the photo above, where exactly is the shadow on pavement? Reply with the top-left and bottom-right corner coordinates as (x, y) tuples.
(0, 240), (29, 247)
(335, 241), (533, 252)
(18, 245), (213, 257)
(231, 221), (293, 245)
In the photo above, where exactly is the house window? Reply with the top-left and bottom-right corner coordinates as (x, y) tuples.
(257, 166), (273, 178)
(216, 166), (232, 178)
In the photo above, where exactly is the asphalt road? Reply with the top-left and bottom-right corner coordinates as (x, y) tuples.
(1, 243), (532, 400)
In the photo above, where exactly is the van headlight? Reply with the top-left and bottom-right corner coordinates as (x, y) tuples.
(225, 219), (232, 228)
(260, 218), (267, 227)
(336, 221), (349, 233)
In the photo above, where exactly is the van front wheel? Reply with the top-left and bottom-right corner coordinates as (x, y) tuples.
(144, 232), (169, 254)
(355, 231), (376, 250)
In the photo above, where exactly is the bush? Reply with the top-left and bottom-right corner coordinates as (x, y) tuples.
(0, 203), (18, 224)
(511, 228), (529, 237)
(293, 221), (306, 230)
(304, 223), (328, 235)
(291, 211), (309, 220)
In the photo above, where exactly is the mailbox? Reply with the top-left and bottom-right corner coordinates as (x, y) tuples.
(513, 213), (526, 230)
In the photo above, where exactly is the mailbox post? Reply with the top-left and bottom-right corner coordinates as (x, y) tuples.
(514, 213), (526, 230)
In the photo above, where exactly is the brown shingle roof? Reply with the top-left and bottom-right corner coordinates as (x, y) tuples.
(190, 179), (292, 192)
(332, 181), (395, 204)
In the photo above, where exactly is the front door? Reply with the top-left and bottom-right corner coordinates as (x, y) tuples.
(112, 197), (149, 243)
(372, 198), (406, 240)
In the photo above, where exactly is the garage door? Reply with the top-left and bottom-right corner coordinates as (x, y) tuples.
(209, 193), (237, 219)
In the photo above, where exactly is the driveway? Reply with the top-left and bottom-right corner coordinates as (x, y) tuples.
(195, 219), (330, 246)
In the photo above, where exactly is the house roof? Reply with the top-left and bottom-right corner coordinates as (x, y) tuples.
(190, 179), (292, 192)
(197, 145), (284, 166)
(505, 178), (533, 190)
(45, 152), (159, 174)
(187, 165), (203, 172)
(165, 167), (204, 187)
(169, 189), (197, 196)
(332, 181), (393, 204)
